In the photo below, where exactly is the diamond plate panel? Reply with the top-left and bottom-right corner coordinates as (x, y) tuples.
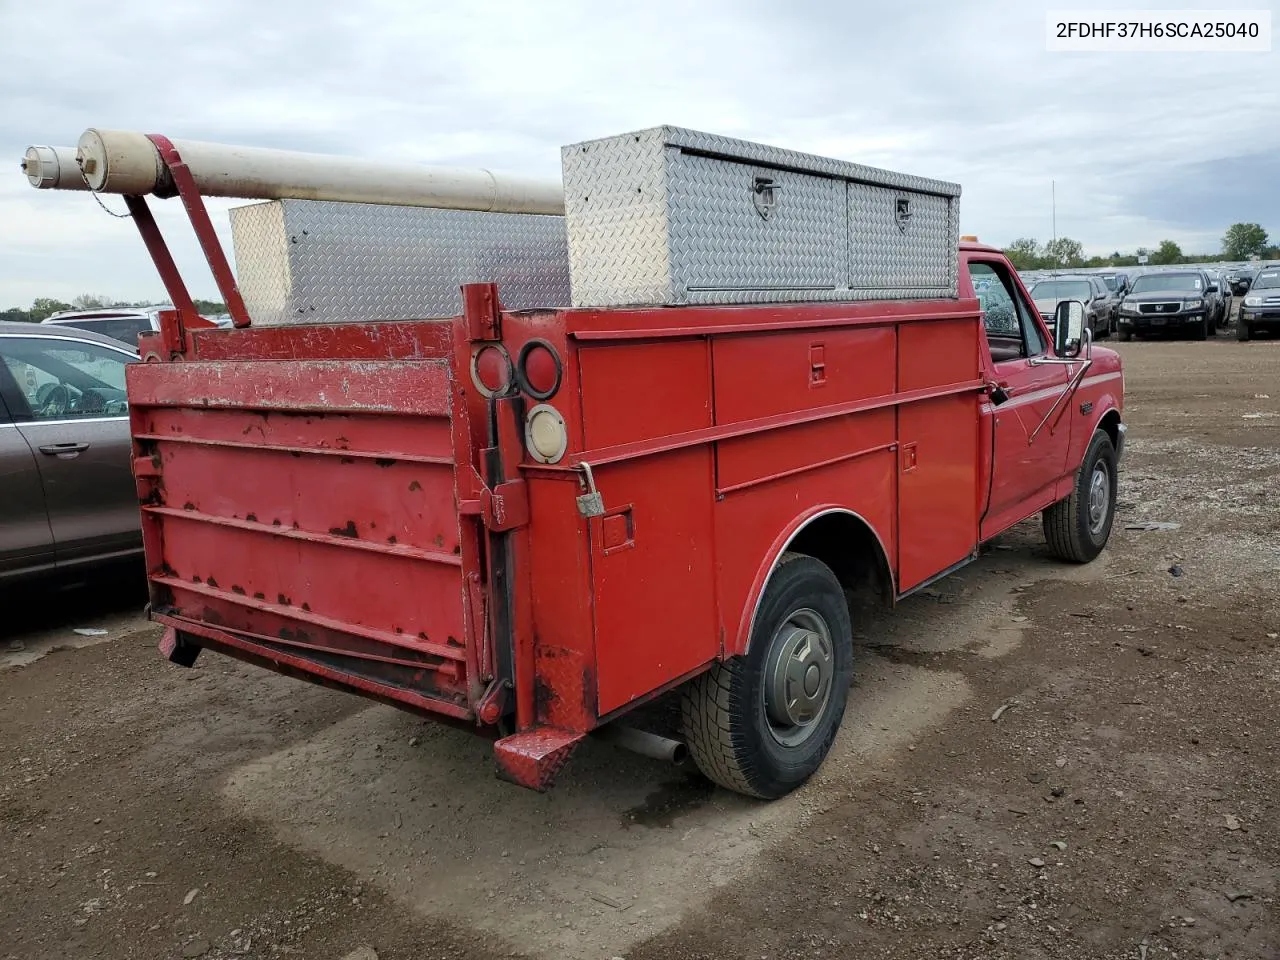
(561, 127), (674, 307)
(561, 125), (961, 307)
(847, 183), (958, 293)
(229, 200), (571, 325)
(669, 153), (844, 292)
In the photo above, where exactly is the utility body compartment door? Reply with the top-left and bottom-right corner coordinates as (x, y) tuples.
(895, 316), (983, 593)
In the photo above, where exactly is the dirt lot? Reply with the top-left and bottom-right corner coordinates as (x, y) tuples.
(3, 337), (1278, 960)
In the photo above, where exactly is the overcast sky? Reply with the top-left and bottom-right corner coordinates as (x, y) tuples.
(1, 0), (1277, 307)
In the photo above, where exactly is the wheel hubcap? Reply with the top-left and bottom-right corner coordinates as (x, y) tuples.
(764, 609), (834, 747)
(1088, 461), (1110, 535)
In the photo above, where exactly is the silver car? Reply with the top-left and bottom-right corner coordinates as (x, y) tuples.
(0, 322), (141, 581)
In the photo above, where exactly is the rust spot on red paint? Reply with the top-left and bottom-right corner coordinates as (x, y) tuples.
(534, 677), (557, 716)
(206, 576), (219, 589)
(231, 585), (247, 596)
(387, 535), (398, 545)
(245, 513), (257, 523)
(417, 631), (430, 641)
(253, 591), (266, 600)
(408, 480), (422, 492)
(434, 534), (445, 548)
(340, 456), (356, 465)
(375, 458), (397, 468)
(183, 502), (196, 511)
(329, 520), (358, 538)
(277, 593), (291, 606)
(395, 627), (404, 634)
(272, 519), (282, 527)
(446, 635), (463, 647)
(301, 602), (311, 612)
(192, 575), (202, 584)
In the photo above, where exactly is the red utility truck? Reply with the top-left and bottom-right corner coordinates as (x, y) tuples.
(24, 128), (1125, 799)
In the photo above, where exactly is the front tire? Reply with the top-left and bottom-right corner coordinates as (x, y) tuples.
(1237, 320), (1252, 342)
(1117, 327), (1132, 342)
(682, 553), (853, 799)
(1043, 430), (1118, 563)
(1191, 315), (1208, 341)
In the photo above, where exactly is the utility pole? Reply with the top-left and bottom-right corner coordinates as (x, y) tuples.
(1052, 180), (1056, 245)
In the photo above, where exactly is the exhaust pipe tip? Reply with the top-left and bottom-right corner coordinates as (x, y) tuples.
(594, 724), (688, 765)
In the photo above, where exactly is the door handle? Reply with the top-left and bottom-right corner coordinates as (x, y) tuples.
(39, 442), (90, 456)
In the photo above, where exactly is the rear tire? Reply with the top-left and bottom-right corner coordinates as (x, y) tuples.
(682, 553), (853, 799)
(1043, 430), (1118, 564)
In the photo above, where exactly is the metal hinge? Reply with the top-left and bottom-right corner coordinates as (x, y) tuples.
(460, 479), (529, 531)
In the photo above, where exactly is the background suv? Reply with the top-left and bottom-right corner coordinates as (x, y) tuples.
(43, 306), (233, 351)
(1116, 270), (1218, 341)
(1028, 275), (1116, 338)
(1237, 267), (1280, 341)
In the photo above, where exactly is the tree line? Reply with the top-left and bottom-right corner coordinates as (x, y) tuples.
(1, 294), (228, 324)
(1003, 222), (1274, 271)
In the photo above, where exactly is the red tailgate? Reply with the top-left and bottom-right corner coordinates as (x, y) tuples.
(127, 321), (486, 720)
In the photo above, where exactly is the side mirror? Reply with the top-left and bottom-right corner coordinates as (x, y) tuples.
(1054, 300), (1086, 358)
(1207, 284), (1218, 293)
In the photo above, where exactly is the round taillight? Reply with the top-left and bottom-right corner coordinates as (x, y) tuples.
(470, 343), (513, 397)
(525, 404), (568, 464)
(516, 338), (562, 401)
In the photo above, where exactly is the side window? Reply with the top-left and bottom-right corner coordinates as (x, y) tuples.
(0, 338), (134, 421)
(970, 260), (1047, 361)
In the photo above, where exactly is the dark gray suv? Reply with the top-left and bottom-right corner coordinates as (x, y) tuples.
(0, 322), (141, 581)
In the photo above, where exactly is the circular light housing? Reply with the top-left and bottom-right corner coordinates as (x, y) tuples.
(470, 343), (513, 397)
(516, 338), (562, 401)
(525, 404), (568, 464)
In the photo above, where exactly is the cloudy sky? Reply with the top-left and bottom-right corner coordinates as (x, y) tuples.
(1, 0), (1277, 307)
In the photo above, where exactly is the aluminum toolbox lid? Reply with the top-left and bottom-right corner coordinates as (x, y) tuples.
(563, 125), (961, 199)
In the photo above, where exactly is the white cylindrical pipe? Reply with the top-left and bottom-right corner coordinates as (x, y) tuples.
(69, 128), (565, 215)
(21, 145), (90, 190)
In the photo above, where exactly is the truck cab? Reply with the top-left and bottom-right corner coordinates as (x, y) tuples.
(962, 241), (1126, 545)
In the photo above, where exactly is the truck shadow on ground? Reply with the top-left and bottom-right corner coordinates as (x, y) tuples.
(216, 520), (1085, 960)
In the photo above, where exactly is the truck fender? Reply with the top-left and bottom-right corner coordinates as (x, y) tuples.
(731, 506), (894, 659)
(1055, 393), (1124, 502)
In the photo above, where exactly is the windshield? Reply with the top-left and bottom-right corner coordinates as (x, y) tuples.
(1129, 273), (1203, 294)
(1030, 280), (1093, 301)
(1252, 270), (1280, 289)
(1101, 276), (1119, 291)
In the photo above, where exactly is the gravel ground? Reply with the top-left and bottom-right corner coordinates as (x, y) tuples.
(2, 335), (1277, 960)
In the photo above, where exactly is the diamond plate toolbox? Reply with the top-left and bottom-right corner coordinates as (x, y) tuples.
(228, 200), (571, 324)
(561, 126), (960, 307)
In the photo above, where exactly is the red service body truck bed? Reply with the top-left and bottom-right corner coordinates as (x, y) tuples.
(30, 129), (1124, 799)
